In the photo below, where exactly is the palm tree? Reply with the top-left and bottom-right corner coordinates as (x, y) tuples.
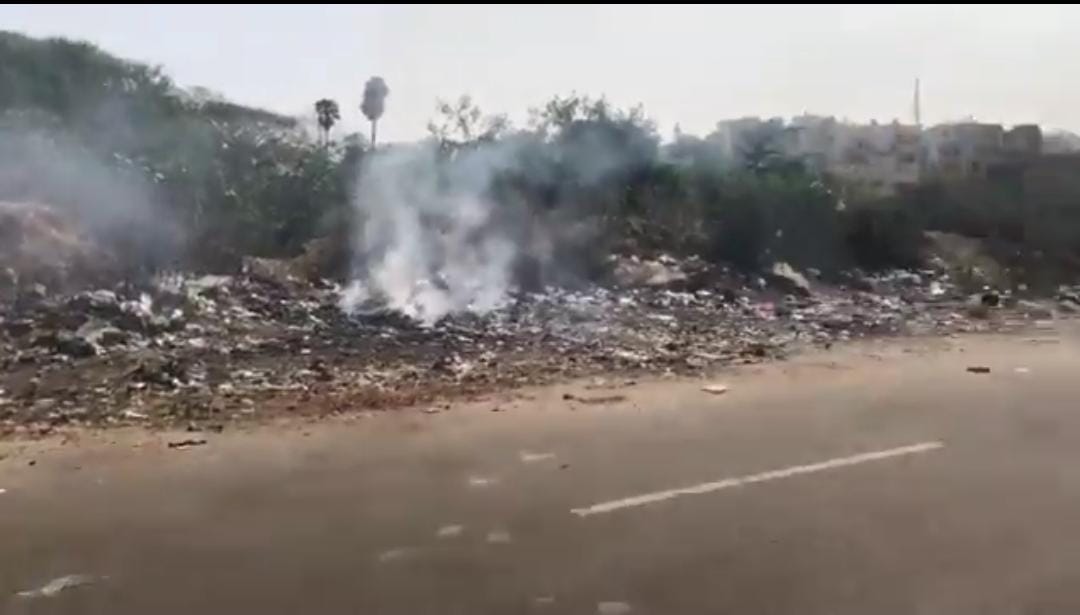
(361, 77), (389, 148)
(314, 98), (340, 147)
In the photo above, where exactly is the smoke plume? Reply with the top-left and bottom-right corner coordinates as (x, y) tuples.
(340, 103), (659, 325)
(341, 143), (523, 324)
(0, 117), (181, 283)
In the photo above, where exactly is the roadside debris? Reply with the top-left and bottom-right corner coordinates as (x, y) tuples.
(701, 383), (729, 395)
(467, 476), (497, 488)
(167, 438), (207, 449)
(966, 366), (992, 374)
(770, 262), (811, 296)
(16, 574), (100, 599)
(1014, 367), (1031, 374)
(569, 394), (627, 405)
(520, 451), (556, 463)
(0, 255), (1063, 433)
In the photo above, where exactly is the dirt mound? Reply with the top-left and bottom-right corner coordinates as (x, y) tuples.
(0, 201), (115, 298)
(922, 231), (1010, 291)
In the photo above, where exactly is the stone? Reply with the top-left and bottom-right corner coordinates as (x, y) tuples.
(54, 332), (98, 358)
(770, 262), (811, 296)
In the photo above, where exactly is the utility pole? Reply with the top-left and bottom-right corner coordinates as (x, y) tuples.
(914, 78), (922, 127)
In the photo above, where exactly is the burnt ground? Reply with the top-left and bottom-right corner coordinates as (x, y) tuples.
(0, 261), (1074, 438)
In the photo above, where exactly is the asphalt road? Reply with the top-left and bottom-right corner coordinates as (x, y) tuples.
(4, 329), (1080, 614)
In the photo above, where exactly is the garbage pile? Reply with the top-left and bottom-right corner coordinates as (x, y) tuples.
(0, 254), (1067, 435)
(0, 201), (116, 301)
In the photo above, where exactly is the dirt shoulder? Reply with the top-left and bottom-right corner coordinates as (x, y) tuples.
(0, 327), (1067, 478)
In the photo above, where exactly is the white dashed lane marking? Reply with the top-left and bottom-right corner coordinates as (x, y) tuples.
(572, 441), (944, 517)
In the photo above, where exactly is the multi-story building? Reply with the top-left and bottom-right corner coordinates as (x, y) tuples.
(708, 115), (1043, 194)
(779, 116), (921, 196)
(922, 122), (1042, 179)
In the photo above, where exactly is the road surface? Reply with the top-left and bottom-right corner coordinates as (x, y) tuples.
(4, 329), (1080, 614)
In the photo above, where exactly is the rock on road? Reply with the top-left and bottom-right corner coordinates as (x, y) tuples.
(4, 328), (1080, 614)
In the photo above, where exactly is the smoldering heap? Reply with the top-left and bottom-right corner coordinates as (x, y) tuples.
(1, 225), (1067, 436)
(341, 143), (541, 325)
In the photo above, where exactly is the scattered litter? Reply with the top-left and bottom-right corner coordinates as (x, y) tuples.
(16, 574), (99, 599)
(571, 394), (627, 405)
(467, 476), (497, 488)
(0, 488), (6, 495)
(701, 383), (729, 395)
(520, 451), (557, 463)
(1014, 367), (1031, 374)
(533, 596), (556, 606)
(436, 524), (464, 538)
(966, 366), (991, 374)
(167, 438), (207, 449)
(0, 242), (1052, 432)
(597, 601), (633, 614)
(486, 529), (512, 544)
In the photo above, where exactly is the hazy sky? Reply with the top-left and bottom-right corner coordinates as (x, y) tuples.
(3, 4), (1079, 141)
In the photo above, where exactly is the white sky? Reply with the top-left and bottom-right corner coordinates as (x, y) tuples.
(2, 4), (1079, 141)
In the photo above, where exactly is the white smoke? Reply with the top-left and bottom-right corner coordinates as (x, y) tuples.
(341, 143), (521, 325)
(340, 106), (657, 325)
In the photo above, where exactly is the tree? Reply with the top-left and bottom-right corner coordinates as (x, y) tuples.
(314, 98), (340, 147)
(361, 76), (389, 147)
(426, 95), (509, 153)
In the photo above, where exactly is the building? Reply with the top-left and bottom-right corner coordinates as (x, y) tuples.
(709, 115), (922, 196)
(922, 122), (1042, 180)
(783, 116), (921, 197)
(708, 114), (1045, 195)
(1004, 124), (1043, 157)
(832, 121), (921, 196)
(707, 116), (787, 164)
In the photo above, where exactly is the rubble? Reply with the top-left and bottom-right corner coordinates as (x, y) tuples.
(0, 255), (1071, 434)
